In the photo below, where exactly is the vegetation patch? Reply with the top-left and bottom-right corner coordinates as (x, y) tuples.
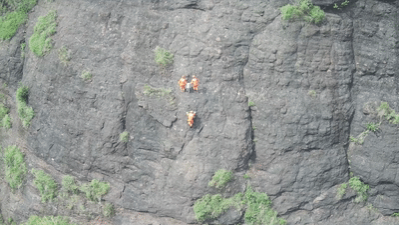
(348, 176), (369, 203)
(80, 179), (110, 202)
(208, 169), (233, 189)
(244, 186), (286, 225)
(21, 42), (26, 58)
(248, 101), (256, 107)
(0, 104), (11, 130)
(81, 70), (92, 81)
(333, 0), (350, 10)
(16, 85), (34, 128)
(119, 131), (129, 143)
(58, 46), (71, 65)
(0, 0), (37, 40)
(29, 10), (57, 56)
(31, 169), (58, 203)
(308, 90), (316, 98)
(336, 183), (347, 199)
(154, 46), (174, 67)
(61, 175), (79, 195)
(22, 215), (76, 225)
(193, 193), (243, 222)
(366, 122), (380, 132)
(103, 203), (115, 218)
(143, 84), (172, 98)
(4, 145), (27, 190)
(280, 0), (325, 24)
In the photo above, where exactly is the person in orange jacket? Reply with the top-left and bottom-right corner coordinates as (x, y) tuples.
(178, 76), (187, 92)
(186, 111), (196, 127)
(191, 75), (199, 91)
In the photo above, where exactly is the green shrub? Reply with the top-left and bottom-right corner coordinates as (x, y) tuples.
(119, 131), (129, 143)
(4, 145), (27, 190)
(21, 42), (26, 58)
(58, 46), (71, 65)
(16, 86), (34, 128)
(22, 215), (76, 225)
(31, 169), (58, 203)
(143, 84), (171, 98)
(208, 169), (233, 189)
(29, 10), (57, 56)
(154, 46), (174, 67)
(61, 175), (79, 195)
(248, 101), (256, 107)
(193, 194), (237, 222)
(0, 103), (9, 119)
(392, 212), (399, 217)
(193, 187), (285, 224)
(366, 122), (380, 132)
(243, 186), (286, 225)
(337, 183), (347, 199)
(103, 203), (115, 218)
(81, 70), (92, 81)
(243, 174), (250, 179)
(2, 114), (12, 130)
(281, 0), (325, 24)
(348, 176), (369, 203)
(308, 90), (316, 98)
(80, 179), (110, 202)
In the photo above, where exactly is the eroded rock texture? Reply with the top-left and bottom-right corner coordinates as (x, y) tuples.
(0, 0), (399, 224)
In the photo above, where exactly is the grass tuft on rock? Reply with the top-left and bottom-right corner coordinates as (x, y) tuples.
(16, 85), (34, 128)
(29, 10), (57, 56)
(22, 215), (76, 225)
(61, 175), (79, 195)
(281, 0), (325, 24)
(348, 176), (369, 203)
(103, 203), (115, 218)
(80, 179), (110, 202)
(120, 131), (129, 143)
(0, 0), (37, 40)
(4, 145), (27, 190)
(154, 46), (174, 67)
(31, 169), (58, 203)
(208, 169), (233, 189)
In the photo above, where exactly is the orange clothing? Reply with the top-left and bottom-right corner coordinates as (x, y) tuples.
(178, 78), (187, 92)
(186, 112), (196, 127)
(191, 77), (199, 91)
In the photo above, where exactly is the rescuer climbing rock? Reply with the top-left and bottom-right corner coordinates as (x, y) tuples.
(178, 76), (187, 92)
(191, 75), (199, 91)
(186, 111), (196, 128)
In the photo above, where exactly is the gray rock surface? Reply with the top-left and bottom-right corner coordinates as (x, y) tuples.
(0, 0), (399, 224)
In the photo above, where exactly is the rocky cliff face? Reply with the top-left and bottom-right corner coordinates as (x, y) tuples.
(0, 0), (399, 224)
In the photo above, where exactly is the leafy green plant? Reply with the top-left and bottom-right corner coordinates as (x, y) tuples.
(392, 212), (399, 217)
(334, 0), (350, 9)
(154, 46), (174, 67)
(244, 186), (286, 225)
(61, 175), (79, 195)
(31, 169), (58, 203)
(348, 176), (369, 203)
(281, 0), (325, 24)
(119, 131), (129, 143)
(208, 169), (233, 189)
(308, 90), (316, 98)
(58, 46), (71, 65)
(337, 183), (347, 199)
(4, 145), (27, 190)
(81, 70), (92, 81)
(0, 0), (37, 40)
(16, 86), (34, 128)
(243, 174), (250, 179)
(143, 84), (172, 98)
(22, 215), (76, 225)
(21, 43), (26, 58)
(248, 101), (256, 107)
(193, 193), (242, 222)
(80, 179), (110, 202)
(103, 203), (115, 217)
(366, 122), (380, 132)
(29, 10), (57, 56)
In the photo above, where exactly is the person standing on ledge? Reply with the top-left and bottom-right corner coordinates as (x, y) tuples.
(186, 111), (196, 128)
(178, 76), (187, 92)
(191, 75), (199, 92)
